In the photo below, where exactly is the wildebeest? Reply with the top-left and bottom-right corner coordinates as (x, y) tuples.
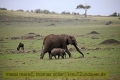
(17, 42), (24, 52)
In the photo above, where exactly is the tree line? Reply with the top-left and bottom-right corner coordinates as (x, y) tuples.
(0, 4), (91, 18)
(1, 4), (120, 17)
(0, 7), (80, 15)
(0, 7), (7, 10)
(110, 12), (120, 17)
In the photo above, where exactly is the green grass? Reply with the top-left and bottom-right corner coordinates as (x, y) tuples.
(0, 10), (120, 80)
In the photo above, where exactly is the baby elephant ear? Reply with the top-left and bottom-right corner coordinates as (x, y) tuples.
(62, 49), (65, 52)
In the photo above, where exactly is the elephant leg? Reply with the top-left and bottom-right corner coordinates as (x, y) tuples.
(62, 54), (64, 59)
(40, 52), (44, 59)
(58, 55), (60, 59)
(66, 46), (72, 58)
(49, 54), (52, 59)
(63, 52), (66, 59)
(54, 55), (57, 59)
(61, 55), (64, 59)
(63, 53), (65, 59)
(60, 53), (63, 59)
(40, 46), (51, 59)
(40, 44), (51, 59)
(40, 50), (47, 59)
(48, 51), (51, 59)
(62, 55), (64, 59)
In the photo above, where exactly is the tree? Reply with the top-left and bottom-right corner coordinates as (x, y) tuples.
(31, 10), (33, 12)
(118, 13), (120, 17)
(16, 9), (24, 12)
(110, 12), (117, 16)
(44, 9), (49, 14)
(61, 11), (66, 14)
(26, 10), (29, 12)
(76, 4), (91, 18)
(112, 12), (117, 16)
(34, 9), (40, 13)
(0, 7), (7, 10)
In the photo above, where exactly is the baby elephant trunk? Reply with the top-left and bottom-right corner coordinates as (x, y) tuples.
(60, 53), (64, 58)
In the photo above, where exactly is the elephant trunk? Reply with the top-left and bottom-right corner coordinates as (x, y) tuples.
(74, 45), (84, 57)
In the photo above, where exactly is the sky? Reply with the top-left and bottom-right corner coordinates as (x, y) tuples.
(0, 0), (120, 16)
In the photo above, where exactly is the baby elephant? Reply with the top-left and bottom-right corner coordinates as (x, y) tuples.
(50, 48), (66, 59)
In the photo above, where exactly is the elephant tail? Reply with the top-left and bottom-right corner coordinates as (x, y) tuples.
(40, 44), (44, 57)
(42, 43), (44, 51)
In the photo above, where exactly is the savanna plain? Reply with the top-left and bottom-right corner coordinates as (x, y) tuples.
(0, 10), (120, 80)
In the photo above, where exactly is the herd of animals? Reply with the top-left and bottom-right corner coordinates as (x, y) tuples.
(17, 34), (84, 59)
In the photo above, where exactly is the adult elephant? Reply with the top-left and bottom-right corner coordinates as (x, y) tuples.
(40, 34), (84, 59)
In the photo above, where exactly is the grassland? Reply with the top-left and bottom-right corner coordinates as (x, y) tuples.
(0, 10), (120, 80)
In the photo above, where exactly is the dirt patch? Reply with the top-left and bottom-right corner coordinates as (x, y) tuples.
(91, 36), (99, 39)
(32, 50), (37, 53)
(22, 36), (34, 39)
(10, 33), (43, 40)
(28, 32), (35, 34)
(100, 39), (120, 44)
(69, 47), (75, 51)
(11, 37), (20, 40)
(89, 31), (99, 34)
(21, 33), (43, 40)
(46, 23), (55, 26)
(106, 21), (113, 25)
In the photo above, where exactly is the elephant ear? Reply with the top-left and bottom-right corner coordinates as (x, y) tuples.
(67, 35), (77, 45)
(67, 36), (73, 45)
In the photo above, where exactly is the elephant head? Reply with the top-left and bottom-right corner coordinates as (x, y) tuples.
(60, 49), (65, 58)
(67, 35), (84, 57)
(68, 36), (77, 45)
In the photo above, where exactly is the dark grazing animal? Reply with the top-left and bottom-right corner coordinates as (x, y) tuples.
(17, 42), (24, 51)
